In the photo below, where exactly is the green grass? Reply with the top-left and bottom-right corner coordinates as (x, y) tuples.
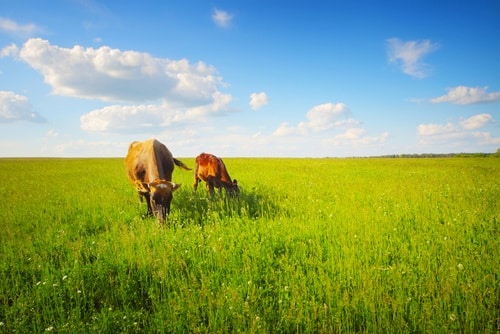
(0, 157), (498, 333)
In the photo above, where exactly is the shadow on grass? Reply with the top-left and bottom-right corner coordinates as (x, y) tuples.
(170, 184), (283, 226)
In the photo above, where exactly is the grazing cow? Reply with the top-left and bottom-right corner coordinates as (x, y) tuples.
(193, 153), (239, 196)
(125, 139), (191, 224)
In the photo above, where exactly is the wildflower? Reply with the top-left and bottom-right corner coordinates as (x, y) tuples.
(45, 326), (54, 331)
(457, 263), (464, 271)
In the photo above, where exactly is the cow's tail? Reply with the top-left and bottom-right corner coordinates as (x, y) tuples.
(174, 158), (192, 171)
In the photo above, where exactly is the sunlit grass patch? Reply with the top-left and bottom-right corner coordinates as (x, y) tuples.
(0, 157), (498, 332)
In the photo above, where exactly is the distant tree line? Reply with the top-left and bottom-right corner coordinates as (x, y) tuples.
(369, 151), (499, 158)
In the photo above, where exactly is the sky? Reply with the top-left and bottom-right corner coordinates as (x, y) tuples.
(0, 0), (499, 158)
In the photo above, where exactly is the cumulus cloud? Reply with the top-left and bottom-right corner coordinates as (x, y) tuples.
(273, 102), (358, 136)
(460, 114), (493, 129)
(431, 86), (500, 105)
(387, 38), (439, 78)
(81, 92), (232, 133)
(273, 122), (301, 136)
(0, 91), (45, 123)
(0, 43), (19, 57)
(0, 17), (41, 37)
(14, 38), (227, 106)
(212, 9), (233, 28)
(417, 113), (498, 145)
(303, 103), (356, 131)
(4, 38), (234, 132)
(249, 92), (269, 110)
(417, 122), (458, 137)
(331, 128), (389, 146)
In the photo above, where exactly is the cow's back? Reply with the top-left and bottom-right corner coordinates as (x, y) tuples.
(125, 139), (174, 184)
(196, 153), (219, 180)
(195, 153), (232, 183)
(152, 139), (174, 181)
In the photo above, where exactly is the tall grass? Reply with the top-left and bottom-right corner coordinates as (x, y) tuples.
(0, 157), (498, 332)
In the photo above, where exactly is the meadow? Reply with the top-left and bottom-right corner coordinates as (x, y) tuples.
(0, 157), (498, 333)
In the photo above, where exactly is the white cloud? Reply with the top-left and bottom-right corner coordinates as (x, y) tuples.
(387, 38), (439, 78)
(273, 122), (303, 136)
(273, 102), (358, 136)
(303, 103), (356, 131)
(81, 104), (166, 132)
(80, 92), (232, 133)
(47, 129), (58, 137)
(417, 113), (498, 146)
(460, 114), (493, 129)
(0, 91), (45, 123)
(334, 127), (366, 140)
(185, 91), (233, 118)
(417, 122), (458, 136)
(472, 132), (500, 145)
(6, 38), (234, 133)
(249, 92), (269, 110)
(0, 43), (19, 57)
(212, 9), (233, 28)
(14, 38), (227, 106)
(331, 128), (389, 146)
(431, 86), (500, 105)
(0, 17), (40, 37)
(270, 103), (389, 151)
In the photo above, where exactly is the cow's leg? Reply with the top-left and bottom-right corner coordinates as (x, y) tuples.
(193, 165), (199, 191)
(206, 179), (215, 197)
(144, 192), (153, 216)
(193, 176), (200, 191)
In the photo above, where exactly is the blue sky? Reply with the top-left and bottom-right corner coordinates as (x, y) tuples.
(1, 0), (499, 157)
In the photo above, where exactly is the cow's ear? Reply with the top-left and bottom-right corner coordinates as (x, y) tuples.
(135, 180), (149, 192)
(167, 182), (181, 192)
(149, 179), (165, 191)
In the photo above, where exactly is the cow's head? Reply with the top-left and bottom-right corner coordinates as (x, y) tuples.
(227, 179), (239, 196)
(148, 179), (181, 223)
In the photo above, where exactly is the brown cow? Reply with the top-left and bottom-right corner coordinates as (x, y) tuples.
(193, 153), (239, 196)
(125, 139), (191, 224)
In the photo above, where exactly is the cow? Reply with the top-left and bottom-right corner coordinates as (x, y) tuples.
(125, 139), (191, 224)
(193, 153), (239, 196)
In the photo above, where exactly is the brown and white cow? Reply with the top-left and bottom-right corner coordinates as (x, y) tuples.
(193, 153), (239, 196)
(125, 139), (191, 224)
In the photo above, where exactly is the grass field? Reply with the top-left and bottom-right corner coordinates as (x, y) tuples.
(0, 157), (498, 333)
